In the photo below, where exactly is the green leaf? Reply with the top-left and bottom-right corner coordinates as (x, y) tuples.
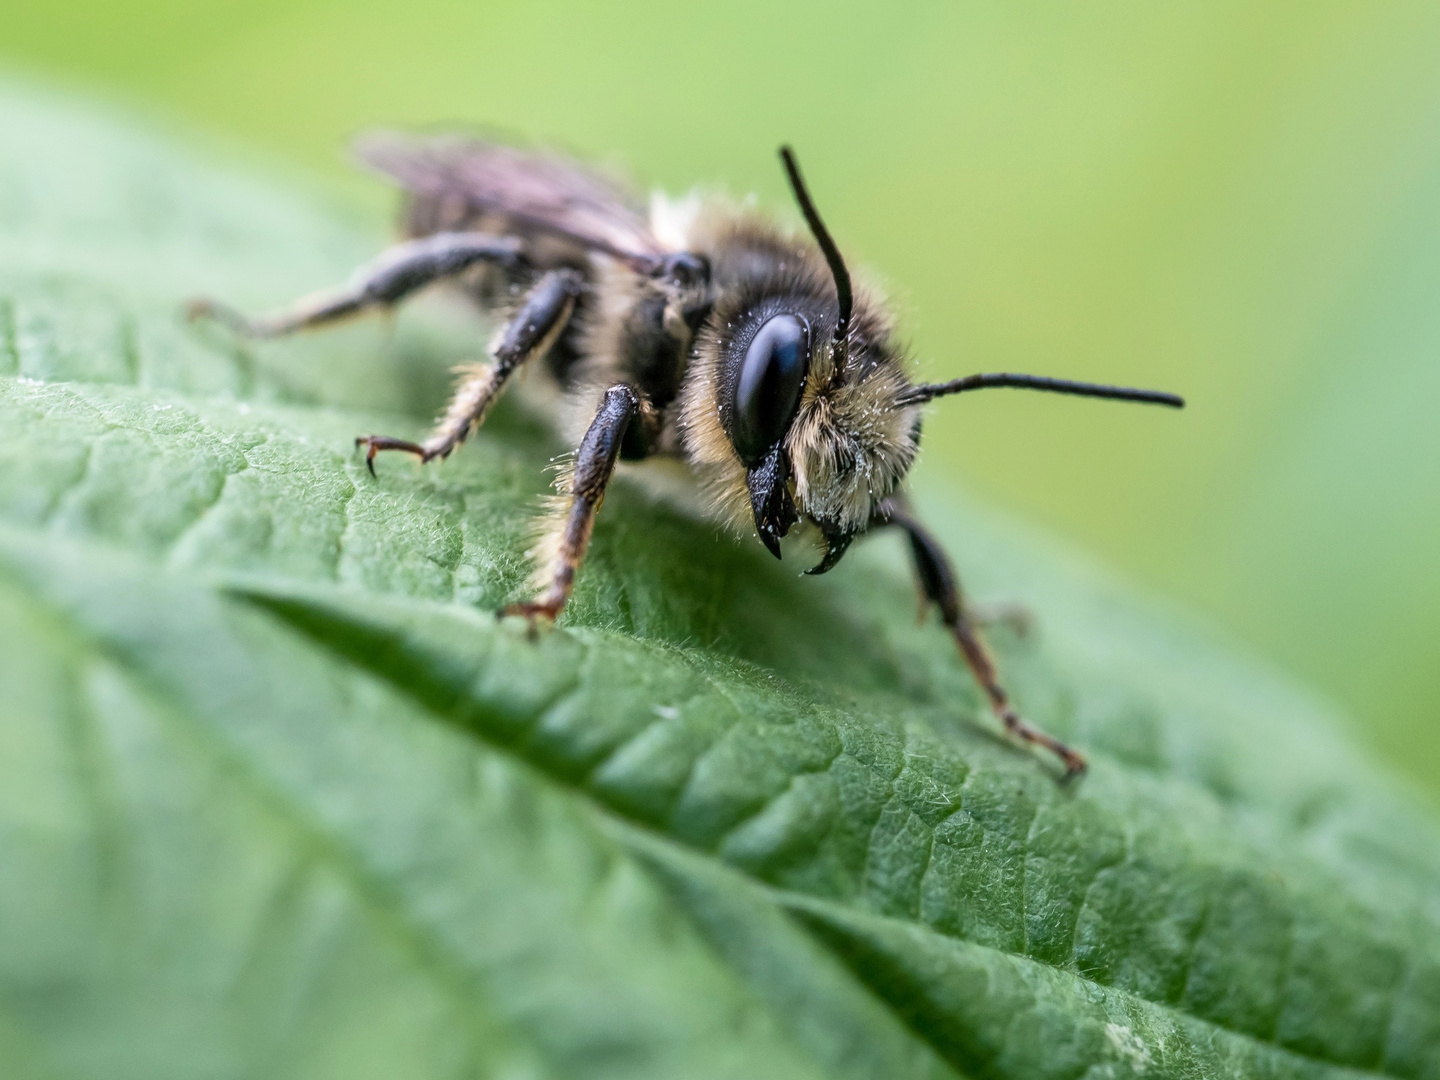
(2, 78), (1438, 1080)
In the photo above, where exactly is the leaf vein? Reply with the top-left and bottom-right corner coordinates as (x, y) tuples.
(225, 584), (1440, 1078)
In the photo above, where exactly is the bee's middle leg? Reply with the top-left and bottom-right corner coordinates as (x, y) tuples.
(501, 384), (651, 625)
(874, 496), (1085, 778)
(357, 267), (583, 473)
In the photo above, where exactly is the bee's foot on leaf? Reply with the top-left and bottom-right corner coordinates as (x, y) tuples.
(1058, 749), (1089, 783)
(355, 435), (428, 476)
(183, 296), (251, 335)
(183, 297), (215, 323)
(497, 599), (564, 639)
(1000, 706), (1087, 784)
(969, 601), (1036, 639)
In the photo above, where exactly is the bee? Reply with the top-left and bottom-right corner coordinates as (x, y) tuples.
(188, 137), (1183, 778)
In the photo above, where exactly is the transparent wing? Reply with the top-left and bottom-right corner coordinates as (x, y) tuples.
(354, 131), (667, 265)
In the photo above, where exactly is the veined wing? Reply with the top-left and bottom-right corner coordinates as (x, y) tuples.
(354, 131), (667, 267)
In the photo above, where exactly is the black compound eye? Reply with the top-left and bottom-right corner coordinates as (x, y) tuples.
(731, 314), (810, 465)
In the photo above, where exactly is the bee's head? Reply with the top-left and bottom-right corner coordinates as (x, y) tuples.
(713, 283), (921, 572)
(680, 147), (1185, 573)
(681, 148), (922, 572)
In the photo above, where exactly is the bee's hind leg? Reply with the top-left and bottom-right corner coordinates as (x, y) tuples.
(874, 496), (1085, 779)
(356, 267), (584, 473)
(185, 230), (523, 338)
(501, 384), (654, 626)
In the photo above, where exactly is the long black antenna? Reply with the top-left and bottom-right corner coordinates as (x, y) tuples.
(780, 146), (852, 363)
(899, 373), (1184, 409)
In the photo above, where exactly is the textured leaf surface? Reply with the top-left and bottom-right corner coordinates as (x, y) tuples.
(2, 80), (1439, 1080)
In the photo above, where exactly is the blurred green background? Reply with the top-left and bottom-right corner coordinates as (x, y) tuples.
(3, 0), (1438, 799)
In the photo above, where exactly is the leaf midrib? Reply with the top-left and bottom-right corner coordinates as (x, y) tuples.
(4, 369), (1426, 1072)
(226, 581), (1412, 1079)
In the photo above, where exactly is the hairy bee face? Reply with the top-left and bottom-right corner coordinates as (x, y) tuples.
(679, 235), (922, 567)
(783, 322), (922, 555)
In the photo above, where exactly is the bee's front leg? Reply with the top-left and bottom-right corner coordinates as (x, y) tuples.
(501, 384), (652, 626)
(874, 496), (1085, 779)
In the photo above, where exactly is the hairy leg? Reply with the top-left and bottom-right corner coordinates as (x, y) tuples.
(502, 384), (650, 624)
(356, 267), (584, 472)
(186, 231), (522, 337)
(875, 496), (1085, 778)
